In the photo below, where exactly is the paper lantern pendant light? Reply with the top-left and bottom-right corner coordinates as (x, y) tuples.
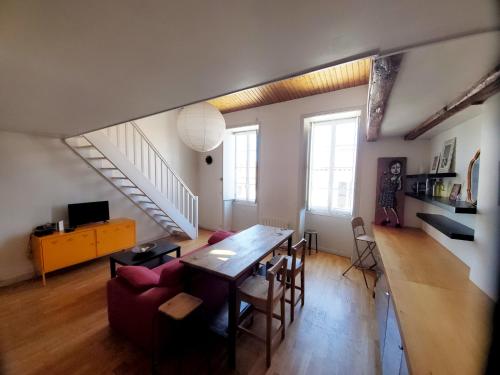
(177, 102), (226, 152)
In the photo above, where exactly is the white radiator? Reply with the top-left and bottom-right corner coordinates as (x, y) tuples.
(260, 217), (290, 229)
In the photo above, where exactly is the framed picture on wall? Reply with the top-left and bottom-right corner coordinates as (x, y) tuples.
(449, 184), (461, 202)
(430, 154), (440, 174)
(438, 138), (456, 173)
(375, 157), (407, 228)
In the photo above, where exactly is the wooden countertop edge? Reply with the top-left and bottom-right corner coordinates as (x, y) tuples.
(373, 225), (494, 375)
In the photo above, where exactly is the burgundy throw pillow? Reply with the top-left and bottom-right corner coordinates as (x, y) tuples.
(207, 230), (234, 245)
(158, 260), (185, 287)
(117, 266), (159, 290)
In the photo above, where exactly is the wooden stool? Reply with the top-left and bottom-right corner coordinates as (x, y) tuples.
(155, 293), (203, 373)
(159, 292), (203, 320)
(304, 230), (318, 255)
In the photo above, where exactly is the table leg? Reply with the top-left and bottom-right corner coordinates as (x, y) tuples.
(308, 233), (312, 255)
(176, 247), (181, 258)
(110, 259), (116, 278)
(287, 236), (292, 256)
(228, 280), (237, 368)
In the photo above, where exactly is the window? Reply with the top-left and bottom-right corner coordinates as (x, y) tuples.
(306, 111), (360, 215)
(233, 126), (258, 202)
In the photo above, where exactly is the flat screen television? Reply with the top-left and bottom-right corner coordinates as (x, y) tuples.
(68, 201), (109, 228)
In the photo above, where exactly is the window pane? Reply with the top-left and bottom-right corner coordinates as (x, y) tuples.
(307, 115), (358, 214)
(335, 121), (356, 145)
(248, 184), (256, 201)
(233, 128), (258, 202)
(235, 134), (247, 168)
(235, 167), (247, 184)
(310, 188), (329, 209)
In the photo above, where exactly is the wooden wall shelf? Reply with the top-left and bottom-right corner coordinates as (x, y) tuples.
(416, 213), (474, 241)
(405, 193), (477, 214)
(406, 173), (457, 179)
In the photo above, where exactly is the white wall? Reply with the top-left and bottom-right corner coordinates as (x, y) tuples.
(198, 86), (430, 256)
(135, 109), (198, 193)
(421, 94), (499, 299)
(0, 131), (167, 285)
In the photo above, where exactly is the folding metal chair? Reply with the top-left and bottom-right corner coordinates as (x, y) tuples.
(342, 217), (378, 288)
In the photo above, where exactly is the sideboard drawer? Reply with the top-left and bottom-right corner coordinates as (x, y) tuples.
(42, 231), (96, 272)
(95, 222), (135, 256)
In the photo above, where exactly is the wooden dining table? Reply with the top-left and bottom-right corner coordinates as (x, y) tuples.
(180, 224), (294, 368)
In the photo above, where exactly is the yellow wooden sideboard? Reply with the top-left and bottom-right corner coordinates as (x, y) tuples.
(31, 218), (136, 285)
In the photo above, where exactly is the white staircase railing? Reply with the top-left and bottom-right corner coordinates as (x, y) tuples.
(70, 121), (198, 239)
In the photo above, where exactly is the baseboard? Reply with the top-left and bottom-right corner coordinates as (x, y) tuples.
(0, 271), (36, 287)
(311, 246), (351, 259)
(199, 225), (219, 232)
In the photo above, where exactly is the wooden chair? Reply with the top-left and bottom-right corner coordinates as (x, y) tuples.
(269, 238), (306, 322)
(342, 217), (378, 288)
(236, 256), (287, 368)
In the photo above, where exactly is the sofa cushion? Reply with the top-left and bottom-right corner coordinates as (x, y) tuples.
(116, 266), (159, 290)
(158, 259), (185, 287)
(207, 230), (234, 245)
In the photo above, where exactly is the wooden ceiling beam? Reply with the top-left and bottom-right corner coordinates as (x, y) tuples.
(404, 65), (500, 140)
(366, 54), (404, 141)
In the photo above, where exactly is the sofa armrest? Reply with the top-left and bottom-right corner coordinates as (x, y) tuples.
(107, 278), (183, 350)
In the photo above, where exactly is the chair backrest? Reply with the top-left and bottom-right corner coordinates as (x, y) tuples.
(290, 238), (307, 272)
(267, 256), (287, 303)
(351, 217), (366, 238)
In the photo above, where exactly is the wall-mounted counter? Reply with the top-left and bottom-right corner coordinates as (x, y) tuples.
(373, 225), (493, 375)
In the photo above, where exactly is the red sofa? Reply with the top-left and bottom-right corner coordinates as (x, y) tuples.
(106, 231), (234, 350)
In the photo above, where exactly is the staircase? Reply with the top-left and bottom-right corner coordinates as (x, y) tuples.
(65, 121), (198, 239)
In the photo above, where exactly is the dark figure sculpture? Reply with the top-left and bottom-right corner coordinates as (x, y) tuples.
(378, 160), (402, 227)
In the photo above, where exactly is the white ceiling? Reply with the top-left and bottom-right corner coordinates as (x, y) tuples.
(380, 32), (500, 138)
(0, 0), (498, 137)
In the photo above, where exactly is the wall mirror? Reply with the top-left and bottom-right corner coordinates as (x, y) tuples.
(466, 149), (480, 205)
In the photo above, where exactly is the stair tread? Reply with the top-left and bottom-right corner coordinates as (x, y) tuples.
(156, 217), (175, 223)
(67, 136), (192, 238)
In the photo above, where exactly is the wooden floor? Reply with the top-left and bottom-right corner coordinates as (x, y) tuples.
(0, 230), (378, 375)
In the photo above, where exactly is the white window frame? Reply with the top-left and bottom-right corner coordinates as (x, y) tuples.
(232, 125), (259, 204)
(305, 110), (360, 216)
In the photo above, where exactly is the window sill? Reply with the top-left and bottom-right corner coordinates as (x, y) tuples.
(233, 200), (257, 207)
(306, 210), (352, 218)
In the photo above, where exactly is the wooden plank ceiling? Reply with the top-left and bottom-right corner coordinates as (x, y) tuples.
(208, 57), (371, 114)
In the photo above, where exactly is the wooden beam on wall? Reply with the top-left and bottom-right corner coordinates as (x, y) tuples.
(404, 65), (500, 140)
(366, 54), (404, 141)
